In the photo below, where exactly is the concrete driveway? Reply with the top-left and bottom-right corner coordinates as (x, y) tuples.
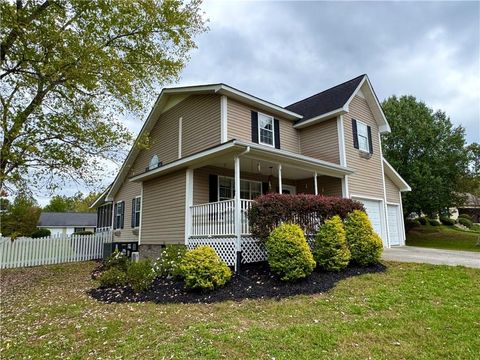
(382, 246), (480, 268)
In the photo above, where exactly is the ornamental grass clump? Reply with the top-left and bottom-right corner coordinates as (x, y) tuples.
(180, 246), (232, 291)
(344, 210), (383, 266)
(266, 223), (316, 281)
(314, 216), (351, 271)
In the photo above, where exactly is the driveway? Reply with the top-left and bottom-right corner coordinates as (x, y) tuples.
(382, 246), (480, 268)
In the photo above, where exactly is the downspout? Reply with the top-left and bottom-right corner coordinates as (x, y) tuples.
(234, 145), (250, 272)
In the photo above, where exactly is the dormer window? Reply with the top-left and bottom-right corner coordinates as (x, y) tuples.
(258, 113), (274, 147)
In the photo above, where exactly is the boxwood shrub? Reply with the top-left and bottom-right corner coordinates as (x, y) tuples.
(249, 194), (365, 239)
(266, 223), (316, 281)
(458, 217), (473, 229)
(439, 216), (455, 226)
(428, 218), (441, 226)
(104, 250), (129, 272)
(126, 260), (156, 292)
(180, 246), (232, 291)
(458, 213), (473, 221)
(31, 228), (51, 238)
(344, 210), (383, 266)
(98, 267), (128, 287)
(313, 215), (350, 271)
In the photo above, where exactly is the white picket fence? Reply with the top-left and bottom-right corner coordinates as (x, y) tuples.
(0, 231), (112, 269)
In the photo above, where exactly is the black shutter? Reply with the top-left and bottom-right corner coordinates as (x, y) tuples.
(367, 126), (373, 154)
(131, 198), (135, 228)
(209, 175), (218, 202)
(352, 119), (359, 149)
(274, 119), (280, 149)
(262, 182), (269, 195)
(113, 203), (118, 229)
(251, 111), (259, 143)
(120, 201), (125, 229)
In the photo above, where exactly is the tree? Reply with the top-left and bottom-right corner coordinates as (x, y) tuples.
(382, 95), (468, 217)
(0, 194), (41, 236)
(0, 0), (207, 194)
(459, 143), (480, 206)
(43, 191), (99, 212)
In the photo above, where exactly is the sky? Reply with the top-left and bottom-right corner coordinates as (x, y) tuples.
(36, 0), (480, 206)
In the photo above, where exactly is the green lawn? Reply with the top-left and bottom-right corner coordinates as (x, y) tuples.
(1, 261), (479, 359)
(406, 225), (480, 252)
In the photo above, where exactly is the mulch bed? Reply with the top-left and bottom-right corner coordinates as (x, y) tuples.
(88, 262), (387, 304)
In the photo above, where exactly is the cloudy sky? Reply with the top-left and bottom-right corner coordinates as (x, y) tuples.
(37, 0), (480, 205)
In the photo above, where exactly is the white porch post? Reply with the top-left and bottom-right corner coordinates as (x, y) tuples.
(234, 155), (241, 271)
(314, 171), (318, 195)
(185, 168), (193, 245)
(278, 164), (283, 194)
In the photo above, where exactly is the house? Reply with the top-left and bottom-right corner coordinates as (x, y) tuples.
(451, 193), (480, 222)
(37, 212), (97, 236)
(92, 74), (410, 266)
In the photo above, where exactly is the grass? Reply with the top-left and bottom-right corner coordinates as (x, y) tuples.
(406, 224), (480, 252)
(1, 261), (479, 359)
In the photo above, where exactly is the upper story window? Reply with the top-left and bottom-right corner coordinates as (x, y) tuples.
(218, 176), (262, 201)
(258, 113), (274, 147)
(357, 121), (369, 152)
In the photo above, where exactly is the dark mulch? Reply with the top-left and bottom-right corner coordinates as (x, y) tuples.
(89, 262), (387, 304)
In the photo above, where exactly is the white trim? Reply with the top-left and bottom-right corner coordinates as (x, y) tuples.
(379, 133), (391, 247)
(185, 168), (194, 245)
(278, 164), (283, 194)
(178, 117), (182, 159)
(293, 108), (346, 129)
(234, 156), (241, 265)
(350, 194), (385, 202)
(220, 95), (228, 142)
(342, 176), (349, 198)
(258, 112), (275, 148)
(383, 158), (411, 191)
(138, 186), (143, 245)
(386, 201), (401, 206)
(337, 115), (347, 167)
(398, 190), (406, 244)
(313, 172), (318, 195)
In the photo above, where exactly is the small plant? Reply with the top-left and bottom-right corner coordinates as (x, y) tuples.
(428, 218), (441, 226)
(126, 260), (156, 292)
(153, 245), (187, 278)
(314, 216), (351, 271)
(98, 267), (127, 287)
(31, 228), (51, 238)
(104, 250), (129, 272)
(344, 210), (383, 266)
(439, 216), (455, 226)
(458, 217), (473, 229)
(180, 246), (232, 291)
(266, 223), (316, 281)
(418, 217), (427, 225)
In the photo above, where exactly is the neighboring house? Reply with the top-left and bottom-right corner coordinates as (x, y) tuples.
(92, 74), (410, 265)
(451, 193), (480, 222)
(37, 212), (97, 236)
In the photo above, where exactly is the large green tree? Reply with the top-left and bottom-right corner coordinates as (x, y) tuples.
(0, 0), (206, 194)
(0, 193), (40, 236)
(43, 191), (99, 212)
(382, 95), (468, 217)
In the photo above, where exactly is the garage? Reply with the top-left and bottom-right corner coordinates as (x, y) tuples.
(354, 198), (385, 245)
(387, 204), (402, 246)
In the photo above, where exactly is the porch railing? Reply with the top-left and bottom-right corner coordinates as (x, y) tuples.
(190, 199), (254, 236)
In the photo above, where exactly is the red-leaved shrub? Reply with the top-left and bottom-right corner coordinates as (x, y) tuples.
(248, 193), (365, 240)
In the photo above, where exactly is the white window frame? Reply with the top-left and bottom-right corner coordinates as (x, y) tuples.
(217, 176), (262, 201)
(133, 196), (141, 228)
(356, 120), (370, 153)
(258, 112), (275, 147)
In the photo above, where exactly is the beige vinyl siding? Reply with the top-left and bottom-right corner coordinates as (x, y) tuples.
(385, 174), (401, 203)
(295, 176), (343, 197)
(141, 170), (186, 245)
(112, 173), (142, 242)
(344, 96), (385, 199)
(132, 95), (221, 176)
(227, 99), (300, 153)
(299, 118), (340, 164)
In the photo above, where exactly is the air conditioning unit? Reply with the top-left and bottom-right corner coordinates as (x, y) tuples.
(131, 251), (140, 262)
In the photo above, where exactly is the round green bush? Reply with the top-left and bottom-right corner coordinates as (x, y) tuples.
(418, 217), (427, 225)
(344, 210), (383, 266)
(104, 250), (129, 272)
(266, 223), (316, 281)
(73, 230), (94, 235)
(126, 260), (156, 292)
(180, 246), (232, 291)
(458, 217), (473, 229)
(31, 228), (51, 238)
(98, 267), (127, 287)
(314, 216), (350, 271)
(458, 213), (473, 221)
(428, 218), (441, 226)
(439, 216), (455, 226)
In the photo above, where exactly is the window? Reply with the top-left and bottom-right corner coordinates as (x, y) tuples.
(148, 155), (159, 170)
(132, 196), (141, 228)
(258, 113), (274, 146)
(74, 227), (85, 233)
(218, 176), (262, 200)
(357, 121), (369, 152)
(97, 203), (112, 228)
(115, 201), (124, 229)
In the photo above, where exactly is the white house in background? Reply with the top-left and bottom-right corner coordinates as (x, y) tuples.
(37, 212), (97, 236)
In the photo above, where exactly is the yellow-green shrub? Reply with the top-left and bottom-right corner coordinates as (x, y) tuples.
(179, 246), (232, 291)
(266, 223), (316, 281)
(314, 215), (351, 271)
(126, 260), (156, 292)
(344, 210), (383, 265)
(98, 267), (127, 287)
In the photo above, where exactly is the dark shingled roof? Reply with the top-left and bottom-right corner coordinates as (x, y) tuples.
(38, 212), (97, 227)
(286, 74), (365, 123)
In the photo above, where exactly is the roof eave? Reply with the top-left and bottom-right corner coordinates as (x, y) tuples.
(293, 108), (347, 129)
(383, 158), (411, 192)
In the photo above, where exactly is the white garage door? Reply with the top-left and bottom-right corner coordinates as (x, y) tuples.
(387, 204), (401, 246)
(356, 198), (383, 241)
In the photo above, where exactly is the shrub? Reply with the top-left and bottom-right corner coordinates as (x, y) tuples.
(266, 223), (316, 281)
(98, 267), (127, 287)
(458, 213), (473, 221)
(313, 216), (350, 271)
(439, 216), (455, 226)
(249, 193), (365, 239)
(153, 245), (187, 278)
(126, 260), (156, 292)
(458, 217), (473, 229)
(418, 217), (428, 225)
(344, 210), (383, 266)
(180, 246), (232, 291)
(428, 218), (441, 226)
(73, 230), (94, 235)
(405, 219), (420, 231)
(104, 250), (129, 272)
(31, 228), (51, 238)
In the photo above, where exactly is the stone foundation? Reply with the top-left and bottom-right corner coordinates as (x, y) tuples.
(139, 244), (165, 260)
